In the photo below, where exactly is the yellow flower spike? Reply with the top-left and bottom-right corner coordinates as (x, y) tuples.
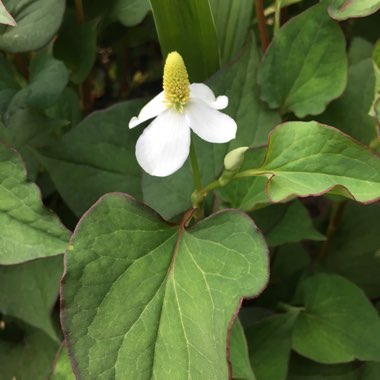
(163, 52), (190, 111)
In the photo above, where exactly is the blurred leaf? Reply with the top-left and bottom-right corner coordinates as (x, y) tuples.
(109, 0), (150, 27)
(246, 312), (298, 380)
(54, 11), (98, 84)
(287, 353), (361, 380)
(37, 100), (145, 217)
(0, 143), (69, 264)
(242, 121), (380, 204)
(0, 255), (62, 339)
(348, 37), (373, 65)
(0, 109), (68, 180)
(209, 0), (253, 64)
(150, 0), (220, 81)
(230, 318), (255, 380)
(61, 194), (269, 379)
(258, 2), (347, 118)
(317, 58), (376, 145)
(328, 0), (380, 20)
(0, 0), (65, 52)
(50, 344), (76, 380)
(0, 53), (20, 114)
(0, 319), (58, 380)
(292, 274), (380, 363)
(250, 200), (325, 247)
(0, 0), (15, 26)
(7, 52), (69, 117)
(324, 202), (380, 298)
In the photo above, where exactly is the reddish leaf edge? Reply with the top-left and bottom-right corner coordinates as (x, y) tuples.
(60, 192), (270, 380)
(252, 121), (380, 206)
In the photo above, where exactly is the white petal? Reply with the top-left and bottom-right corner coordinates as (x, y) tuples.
(135, 109), (191, 177)
(129, 91), (166, 129)
(185, 98), (237, 144)
(190, 83), (228, 110)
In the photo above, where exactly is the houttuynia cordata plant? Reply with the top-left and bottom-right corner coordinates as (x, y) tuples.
(0, 0), (380, 379)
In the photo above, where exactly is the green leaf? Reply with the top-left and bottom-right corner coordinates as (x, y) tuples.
(0, 143), (69, 264)
(209, 0), (253, 64)
(0, 109), (68, 180)
(0, 0), (65, 52)
(54, 12), (98, 84)
(287, 353), (362, 380)
(258, 2), (347, 118)
(150, 0), (220, 81)
(250, 200), (325, 247)
(7, 52), (69, 116)
(61, 194), (269, 379)
(292, 274), (380, 363)
(360, 362), (380, 379)
(0, 0), (15, 26)
(243, 121), (380, 204)
(0, 53), (20, 113)
(328, 0), (380, 20)
(324, 202), (380, 298)
(37, 100), (144, 217)
(219, 148), (269, 212)
(50, 344), (76, 380)
(144, 40), (280, 219)
(230, 318), (255, 380)
(246, 312), (298, 380)
(0, 319), (58, 380)
(0, 255), (62, 339)
(348, 37), (373, 65)
(317, 58), (376, 144)
(109, 0), (150, 27)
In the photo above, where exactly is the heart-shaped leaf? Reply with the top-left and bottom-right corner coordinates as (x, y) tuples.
(61, 193), (269, 379)
(328, 0), (380, 21)
(258, 2), (347, 117)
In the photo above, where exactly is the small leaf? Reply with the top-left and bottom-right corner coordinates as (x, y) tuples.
(230, 318), (255, 380)
(0, 0), (15, 26)
(246, 313), (298, 380)
(245, 121), (380, 204)
(7, 52), (69, 116)
(109, 0), (150, 27)
(250, 200), (325, 247)
(258, 2), (347, 117)
(37, 100), (145, 217)
(0, 255), (63, 339)
(292, 274), (380, 363)
(0, 319), (58, 380)
(61, 194), (269, 379)
(0, 0), (65, 52)
(150, 0), (220, 82)
(328, 0), (380, 21)
(0, 143), (70, 264)
(50, 344), (76, 380)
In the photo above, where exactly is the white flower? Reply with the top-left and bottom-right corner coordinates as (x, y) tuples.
(129, 52), (237, 177)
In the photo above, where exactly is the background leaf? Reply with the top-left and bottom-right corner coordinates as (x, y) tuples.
(0, 0), (15, 26)
(292, 274), (380, 363)
(50, 344), (76, 380)
(258, 2), (347, 117)
(0, 0), (65, 52)
(61, 194), (269, 379)
(0, 255), (63, 339)
(328, 0), (380, 20)
(150, 0), (220, 82)
(0, 143), (69, 265)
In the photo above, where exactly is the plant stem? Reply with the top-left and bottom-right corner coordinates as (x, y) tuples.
(277, 302), (304, 313)
(190, 140), (202, 191)
(274, 0), (282, 34)
(75, 0), (85, 23)
(318, 201), (347, 262)
(255, 0), (269, 52)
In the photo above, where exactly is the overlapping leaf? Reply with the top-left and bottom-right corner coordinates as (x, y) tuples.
(0, 143), (69, 264)
(61, 193), (269, 379)
(328, 0), (380, 20)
